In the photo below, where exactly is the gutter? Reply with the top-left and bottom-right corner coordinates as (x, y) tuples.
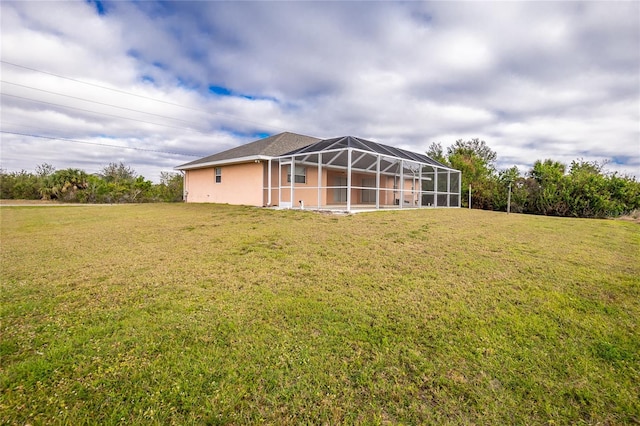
(174, 155), (274, 171)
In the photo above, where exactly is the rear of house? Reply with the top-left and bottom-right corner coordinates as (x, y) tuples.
(176, 132), (319, 205)
(176, 132), (461, 211)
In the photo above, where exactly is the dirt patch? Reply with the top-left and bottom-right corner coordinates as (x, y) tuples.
(618, 216), (640, 224)
(616, 209), (640, 224)
(0, 200), (116, 207)
(0, 199), (58, 205)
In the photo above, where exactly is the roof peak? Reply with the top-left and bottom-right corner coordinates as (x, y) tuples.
(176, 132), (320, 170)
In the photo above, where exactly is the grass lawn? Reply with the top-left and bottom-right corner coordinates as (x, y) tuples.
(1, 204), (639, 425)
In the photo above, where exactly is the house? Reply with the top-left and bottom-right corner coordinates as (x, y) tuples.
(175, 132), (461, 211)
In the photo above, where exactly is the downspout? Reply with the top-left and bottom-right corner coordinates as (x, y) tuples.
(267, 159), (272, 206)
(399, 160), (404, 209)
(278, 161), (282, 207)
(181, 170), (187, 202)
(317, 152), (322, 209)
(290, 157), (295, 210)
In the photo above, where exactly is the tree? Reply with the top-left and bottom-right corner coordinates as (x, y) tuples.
(426, 142), (448, 165)
(491, 166), (527, 213)
(530, 159), (565, 184)
(157, 172), (184, 202)
(0, 169), (40, 200)
(446, 138), (497, 209)
(41, 169), (89, 202)
(95, 162), (156, 202)
(446, 138), (497, 168)
(606, 173), (640, 216)
(528, 159), (568, 215)
(35, 163), (55, 178)
(563, 160), (640, 218)
(130, 176), (152, 202)
(100, 162), (136, 183)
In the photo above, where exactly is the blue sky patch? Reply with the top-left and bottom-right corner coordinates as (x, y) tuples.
(611, 156), (631, 165)
(209, 85), (233, 96)
(220, 127), (271, 140)
(126, 49), (141, 59)
(241, 93), (279, 103)
(86, 0), (106, 15)
(208, 85), (279, 103)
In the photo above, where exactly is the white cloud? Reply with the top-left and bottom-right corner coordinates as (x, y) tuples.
(1, 0), (638, 181)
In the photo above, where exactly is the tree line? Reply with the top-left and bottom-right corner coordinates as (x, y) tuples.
(0, 162), (183, 203)
(2, 147), (638, 217)
(428, 139), (640, 218)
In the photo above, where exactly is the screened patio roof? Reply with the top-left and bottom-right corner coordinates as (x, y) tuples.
(283, 136), (450, 169)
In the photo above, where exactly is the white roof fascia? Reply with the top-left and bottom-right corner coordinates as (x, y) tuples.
(175, 155), (273, 171)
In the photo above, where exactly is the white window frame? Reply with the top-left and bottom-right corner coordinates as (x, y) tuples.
(215, 167), (221, 183)
(287, 166), (306, 184)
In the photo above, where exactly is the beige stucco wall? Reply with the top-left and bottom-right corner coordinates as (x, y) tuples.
(287, 167), (428, 208)
(185, 162), (264, 205)
(184, 168), (214, 203)
(277, 164), (328, 207)
(186, 160), (437, 208)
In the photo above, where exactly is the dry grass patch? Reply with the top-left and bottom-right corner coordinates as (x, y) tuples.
(1, 204), (639, 424)
(618, 209), (640, 224)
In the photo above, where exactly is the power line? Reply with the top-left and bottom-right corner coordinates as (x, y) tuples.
(1, 92), (204, 133)
(0, 60), (204, 111)
(0, 60), (290, 133)
(0, 121), (216, 158)
(0, 130), (200, 157)
(1, 120), (146, 143)
(1, 80), (204, 127)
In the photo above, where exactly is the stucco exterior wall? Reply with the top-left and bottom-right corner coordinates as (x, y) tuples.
(184, 168), (215, 203)
(268, 166), (432, 208)
(185, 162), (264, 205)
(277, 163), (328, 207)
(184, 159), (452, 208)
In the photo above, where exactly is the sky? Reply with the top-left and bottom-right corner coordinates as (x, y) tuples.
(1, 0), (639, 182)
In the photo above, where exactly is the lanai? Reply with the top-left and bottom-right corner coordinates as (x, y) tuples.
(272, 136), (461, 211)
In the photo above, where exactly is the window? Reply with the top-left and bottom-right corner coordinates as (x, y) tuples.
(334, 176), (347, 202)
(215, 167), (221, 183)
(361, 178), (376, 204)
(287, 166), (306, 184)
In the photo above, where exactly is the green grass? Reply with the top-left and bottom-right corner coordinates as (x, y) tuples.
(1, 204), (639, 425)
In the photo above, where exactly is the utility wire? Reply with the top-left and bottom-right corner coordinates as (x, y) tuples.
(1, 120), (169, 144)
(1, 92), (204, 133)
(0, 60), (290, 133)
(1, 80), (204, 127)
(1, 119), (213, 157)
(0, 60), (205, 111)
(0, 130), (200, 157)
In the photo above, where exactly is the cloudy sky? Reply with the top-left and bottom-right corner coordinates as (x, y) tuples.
(1, 1), (638, 181)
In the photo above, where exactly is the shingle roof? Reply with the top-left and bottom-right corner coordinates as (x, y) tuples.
(284, 136), (449, 168)
(176, 132), (321, 170)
